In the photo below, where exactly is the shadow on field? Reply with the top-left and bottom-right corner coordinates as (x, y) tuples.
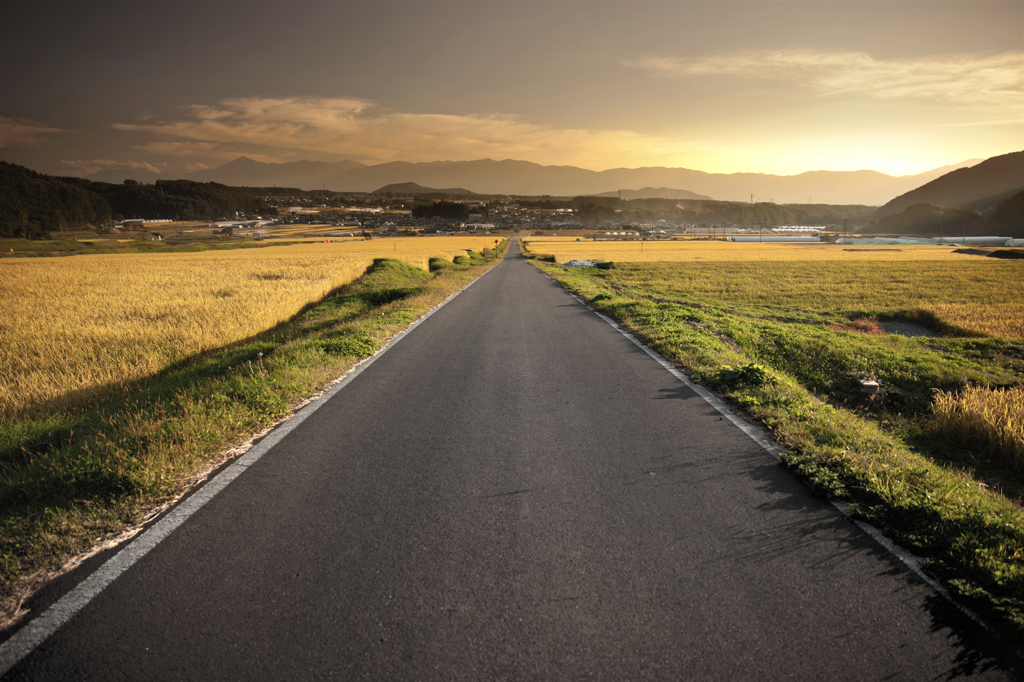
(920, 592), (1024, 679)
(735, 427), (1024, 677)
(2, 258), (433, 464)
(655, 384), (701, 402)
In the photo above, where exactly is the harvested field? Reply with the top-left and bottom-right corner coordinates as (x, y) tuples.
(0, 237), (498, 419)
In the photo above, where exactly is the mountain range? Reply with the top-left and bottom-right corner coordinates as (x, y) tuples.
(6, 151), (1021, 238)
(872, 151), (1024, 218)
(371, 182), (476, 196)
(183, 157), (366, 190)
(596, 187), (712, 201)
(87, 156), (987, 206)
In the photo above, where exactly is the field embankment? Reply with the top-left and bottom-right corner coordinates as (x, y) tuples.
(1, 237), (498, 420)
(529, 241), (1024, 643)
(0, 240), (507, 627)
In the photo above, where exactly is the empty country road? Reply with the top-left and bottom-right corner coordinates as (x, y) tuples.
(2, 241), (1018, 680)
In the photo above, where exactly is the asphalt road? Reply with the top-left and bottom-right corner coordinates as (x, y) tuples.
(3, 241), (1019, 680)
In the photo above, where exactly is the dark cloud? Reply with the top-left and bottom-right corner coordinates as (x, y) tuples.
(1, 1), (1020, 176)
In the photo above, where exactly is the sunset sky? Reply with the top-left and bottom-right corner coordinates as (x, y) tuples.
(1, 0), (1021, 179)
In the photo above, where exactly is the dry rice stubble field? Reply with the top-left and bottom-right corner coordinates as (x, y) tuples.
(0, 237), (497, 421)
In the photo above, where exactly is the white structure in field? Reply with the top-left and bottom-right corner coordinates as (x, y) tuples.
(729, 236), (820, 243)
(772, 226), (825, 233)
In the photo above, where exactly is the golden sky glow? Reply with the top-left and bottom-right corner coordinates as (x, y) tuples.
(0, 1), (1020, 178)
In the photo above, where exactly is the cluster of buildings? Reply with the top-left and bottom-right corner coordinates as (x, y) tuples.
(239, 192), (853, 238)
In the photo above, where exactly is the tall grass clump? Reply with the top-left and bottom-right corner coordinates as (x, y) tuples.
(933, 386), (1024, 469)
(428, 257), (455, 272)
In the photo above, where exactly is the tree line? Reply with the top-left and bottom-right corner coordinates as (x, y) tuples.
(568, 195), (877, 226)
(411, 201), (470, 220)
(0, 162), (112, 238)
(0, 162), (269, 239)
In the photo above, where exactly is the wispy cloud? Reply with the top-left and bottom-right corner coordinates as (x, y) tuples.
(0, 116), (68, 148)
(132, 141), (222, 157)
(113, 97), (699, 170)
(60, 159), (165, 175)
(628, 49), (1024, 108)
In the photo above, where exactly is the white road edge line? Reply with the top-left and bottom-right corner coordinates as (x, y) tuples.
(0, 263), (500, 676)
(558, 282), (1018, 658)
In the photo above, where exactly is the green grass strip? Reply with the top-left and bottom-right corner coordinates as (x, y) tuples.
(537, 261), (1024, 645)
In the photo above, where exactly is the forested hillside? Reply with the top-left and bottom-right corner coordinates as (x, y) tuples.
(74, 178), (269, 222)
(873, 151), (1024, 218)
(0, 162), (112, 238)
(984, 190), (1024, 235)
(570, 196), (875, 226)
(0, 162), (270, 238)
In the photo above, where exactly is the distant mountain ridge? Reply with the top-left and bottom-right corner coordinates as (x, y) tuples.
(89, 168), (162, 184)
(80, 154), (994, 205)
(596, 187), (712, 201)
(181, 157), (366, 189)
(313, 158), (978, 205)
(371, 182), (476, 196)
(872, 151), (1024, 218)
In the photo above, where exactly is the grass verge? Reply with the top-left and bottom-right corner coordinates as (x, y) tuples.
(0, 245), (506, 627)
(535, 260), (1024, 644)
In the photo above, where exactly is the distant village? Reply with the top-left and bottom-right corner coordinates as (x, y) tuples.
(92, 159), (1021, 249)
(147, 190), (1019, 247)
(143, 190), (839, 243)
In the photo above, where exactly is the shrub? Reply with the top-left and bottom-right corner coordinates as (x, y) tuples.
(428, 257), (454, 272)
(711, 364), (773, 389)
(318, 330), (379, 358)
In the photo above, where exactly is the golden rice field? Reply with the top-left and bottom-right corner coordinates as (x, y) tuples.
(524, 237), (981, 262)
(933, 385), (1024, 469)
(525, 239), (1024, 339)
(0, 237), (495, 419)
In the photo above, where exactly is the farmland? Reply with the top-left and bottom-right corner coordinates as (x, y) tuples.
(522, 236), (977, 262)
(0, 239), (508, 624)
(528, 239), (1024, 640)
(523, 238), (1024, 338)
(1, 237), (498, 420)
